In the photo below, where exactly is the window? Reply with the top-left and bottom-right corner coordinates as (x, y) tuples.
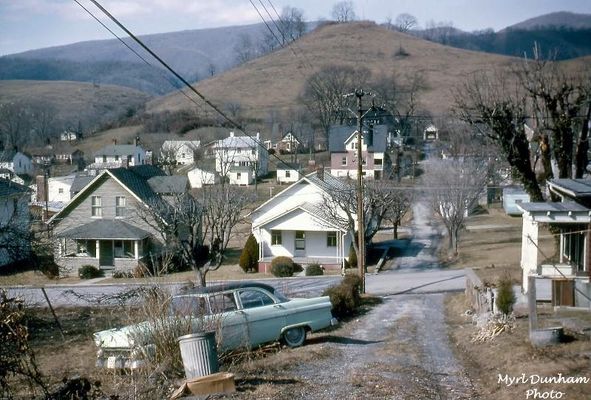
(91, 196), (102, 217)
(115, 196), (126, 217)
(239, 290), (275, 309)
(271, 230), (282, 245)
(563, 226), (585, 272)
(285, 170), (291, 178)
(236, 172), (242, 179)
(209, 293), (238, 313)
(295, 231), (305, 250)
(341, 157), (347, 166)
(76, 240), (96, 257)
(58, 188), (64, 194)
(251, 149), (256, 155)
(375, 158), (382, 165)
(327, 231), (337, 247)
(102, 155), (107, 162)
(171, 296), (209, 317)
(114, 240), (134, 258)
(115, 155), (119, 161)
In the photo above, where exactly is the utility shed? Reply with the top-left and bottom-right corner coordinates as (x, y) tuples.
(503, 186), (530, 215)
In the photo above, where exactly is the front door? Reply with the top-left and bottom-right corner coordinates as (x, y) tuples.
(99, 241), (114, 267)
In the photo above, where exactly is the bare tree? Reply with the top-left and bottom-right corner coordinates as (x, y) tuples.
(0, 189), (31, 267)
(301, 65), (370, 142)
(424, 158), (490, 254)
(384, 186), (413, 239)
(516, 49), (591, 179)
(394, 13), (418, 32)
(135, 193), (212, 286)
(233, 33), (257, 65)
(207, 62), (216, 77)
(320, 177), (406, 260)
(0, 102), (32, 148)
(331, 1), (356, 23)
(454, 70), (545, 202)
(198, 184), (255, 260)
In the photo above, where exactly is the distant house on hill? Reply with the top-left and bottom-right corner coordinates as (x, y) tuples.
(29, 143), (84, 166)
(160, 140), (201, 165)
(328, 124), (391, 180)
(0, 148), (33, 176)
(88, 139), (146, 171)
(214, 132), (268, 182)
(60, 130), (79, 142)
(423, 125), (439, 141)
(276, 162), (301, 184)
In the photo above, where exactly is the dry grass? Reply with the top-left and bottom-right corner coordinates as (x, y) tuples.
(0, 270), (81, 286)
(446, 294), (591, 400)
(447, 207), (555, 274)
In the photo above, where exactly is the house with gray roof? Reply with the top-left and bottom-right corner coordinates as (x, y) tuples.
(89, 142), (146, 171)
(214, 131), (268, 181)
(328, 124), (391, 180)
(518, 178), (591, 308)
(0, 148), (33, 176)
(48, 165), (186, 276)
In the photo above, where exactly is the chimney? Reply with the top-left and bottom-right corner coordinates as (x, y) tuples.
(316, 165), (324, 181)
(112, 138), (117, 145)
(134, 135), (140, 146)
(256, 132), (260, 140)
(229, 131), (234, 138)
(36, 175), (47, 202)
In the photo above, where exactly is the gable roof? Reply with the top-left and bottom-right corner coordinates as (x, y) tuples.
(253, 202), (345, 231)
(328, 124), (388, 152)
(162, 140), (201, 150)
(0, 178), (30, 198)
(216, 134), (260, 149)
(94, 144), (142, 157)
(48, 165), (171, 224)
(277, 162), (301, 171)
(147, 175), (187, 194)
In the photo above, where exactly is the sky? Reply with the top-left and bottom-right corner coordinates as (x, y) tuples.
(1, 0), (590, 56)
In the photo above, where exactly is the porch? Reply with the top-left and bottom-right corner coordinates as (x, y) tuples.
(55, 219), (152, 275)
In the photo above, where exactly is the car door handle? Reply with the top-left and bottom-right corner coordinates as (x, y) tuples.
(273, 305), (284, 309)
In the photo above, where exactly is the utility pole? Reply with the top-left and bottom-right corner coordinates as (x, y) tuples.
(355, 89), (366, 294)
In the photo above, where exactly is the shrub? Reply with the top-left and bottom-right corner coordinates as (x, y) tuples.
(239, 234), (259, 273)
(292, 263), (303, 274)
(323, 274), (362, 319)
(305, 264), (324, 276)
(345, 245), (357, 269)
(495, 275), (516, 315)
(112, 270), (133, 279)
(270, 256), (294, 277)
(78, 265), (103, 279)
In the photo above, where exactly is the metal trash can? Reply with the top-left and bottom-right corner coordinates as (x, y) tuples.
(178, 331), (219, 379)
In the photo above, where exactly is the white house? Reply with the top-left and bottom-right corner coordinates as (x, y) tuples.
(90, 142), (146, 170)
(60, 131), (78, 142)
(228, 166), (254, 186)
(250, 170), (352, 273)
(423, 124), (439, 141)
(0, 149), (33, 176)
(188, 167), (219, 189)
(214, 132), (268, 180)
(48, 174), (76, 203)
(276, 162), (301, 184)
(0, 179), (31, 268)
(161, 140), (201, 165)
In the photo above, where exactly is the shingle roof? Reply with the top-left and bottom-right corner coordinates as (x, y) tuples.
(108, 167), (160, 204)
(277, 162), (301, 170)
(148, 175), (187, 194)
(56, 219), (152, 240)
(328, 124), (388, 152)
(70, 174), (94, 195)
(95, 144), (140, 157)
(217, 135), (259, 149)
(518, 201), (589, 213)
(0, 178), (30, 197)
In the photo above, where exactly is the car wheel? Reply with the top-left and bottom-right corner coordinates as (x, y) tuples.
(282, 326), (307, 348)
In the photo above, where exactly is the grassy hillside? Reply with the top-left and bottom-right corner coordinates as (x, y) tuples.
(505, 11), (591, 30)
(147, 21), (522, 121)
(0, 80), (151, 134)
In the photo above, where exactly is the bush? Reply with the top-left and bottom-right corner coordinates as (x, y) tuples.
(345, 245), (357, 269)
(323, 274), (362, 319)
(78, 265), (104, 279)
(292, 263), (303, 274)
(305, 264), (324, 276)
(270, 256), (294, 277)
(495, 275), (516, 315)
(239, 234), (259, 273)
(112, 270), (133, 279)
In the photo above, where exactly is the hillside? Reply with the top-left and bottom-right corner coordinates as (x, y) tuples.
(0, 80), (151, 135)
(147, 22), (524, 122)
(505, 11), (591, 30)
(0, 22), (311, 95)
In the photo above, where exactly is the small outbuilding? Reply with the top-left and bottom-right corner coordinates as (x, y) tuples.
(502, 186), (530, 215)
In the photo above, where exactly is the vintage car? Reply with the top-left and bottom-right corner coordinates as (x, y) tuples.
(94, 282), (338, 368)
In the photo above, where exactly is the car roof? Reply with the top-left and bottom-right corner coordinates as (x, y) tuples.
(178, 281), (278, 296)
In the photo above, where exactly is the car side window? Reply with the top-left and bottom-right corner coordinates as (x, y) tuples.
(239, 289), (276, 309)
(209, 293), (238, 313)
(170, 296), (209, 317)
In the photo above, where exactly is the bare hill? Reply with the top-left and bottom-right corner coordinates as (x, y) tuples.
(147, 22), (523, 121)
(0, 80), (151, 133)
(505, 11), (591, 30)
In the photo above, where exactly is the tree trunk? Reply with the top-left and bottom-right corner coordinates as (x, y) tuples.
(575, 104), (591, 179)
(393, 223), (399, 240)
(195, 268), (206, 287)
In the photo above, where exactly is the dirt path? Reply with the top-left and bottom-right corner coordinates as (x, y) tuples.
(271, 294), (477, 399)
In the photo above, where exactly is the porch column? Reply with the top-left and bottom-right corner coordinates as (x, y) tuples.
(95, 240), (100, 260)
(134, 240), (139, 260)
